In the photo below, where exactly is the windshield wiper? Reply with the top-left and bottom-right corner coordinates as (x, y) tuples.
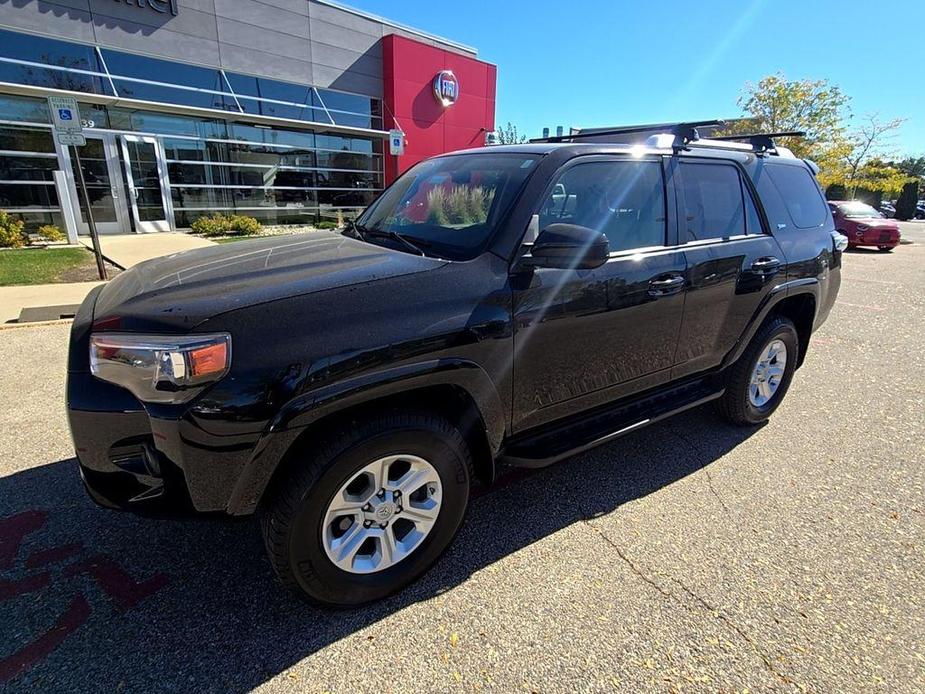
(362, 228), (428, 257)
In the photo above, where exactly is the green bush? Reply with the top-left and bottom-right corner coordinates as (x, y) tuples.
(189, 213), (262, 237)
(315, 220), (339, 230)
(0, 210), (26, 248)
(895, 180), (919, 221)
(36, 224), (65, 243)
(227, 214), (262, 235)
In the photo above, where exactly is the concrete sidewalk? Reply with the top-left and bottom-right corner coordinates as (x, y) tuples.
(0, 280), (104, 325)
(80, 232), (214, 269)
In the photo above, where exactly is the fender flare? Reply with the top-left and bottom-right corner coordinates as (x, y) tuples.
(720, 280), (820, 369)
(225, 358), (506, 515)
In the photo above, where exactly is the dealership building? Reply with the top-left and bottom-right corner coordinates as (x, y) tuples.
(0, 0), (497, 239)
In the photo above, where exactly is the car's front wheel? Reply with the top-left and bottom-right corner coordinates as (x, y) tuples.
(716, 315), (799, 426)
(261, 411), (472, 606)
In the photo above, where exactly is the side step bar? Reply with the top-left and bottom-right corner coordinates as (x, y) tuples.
(500, 381), (724, 469)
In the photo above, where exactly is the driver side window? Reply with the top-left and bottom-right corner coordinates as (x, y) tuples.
(540, 160), (667, 253)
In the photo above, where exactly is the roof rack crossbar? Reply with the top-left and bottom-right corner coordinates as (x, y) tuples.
(529, 120), (726, 145)
(708, 130), (806, 153)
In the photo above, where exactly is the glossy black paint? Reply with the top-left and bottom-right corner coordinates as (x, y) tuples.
(67, 142), (841, 517)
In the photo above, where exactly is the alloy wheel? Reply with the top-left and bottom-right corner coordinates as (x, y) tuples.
(748, 338), (787, 408)
(322, 454), (442, 574)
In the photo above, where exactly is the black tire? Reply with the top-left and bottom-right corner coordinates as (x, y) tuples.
(877, 246), (893, 252)
(715, 315), (799, 426)
(261, 411), (472, 606)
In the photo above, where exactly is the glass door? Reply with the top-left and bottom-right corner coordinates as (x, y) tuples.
(67, 135), (127, 235)
(120, 135), (171, 233)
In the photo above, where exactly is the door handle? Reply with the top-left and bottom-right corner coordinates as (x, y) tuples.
(647, 274), (685, 297)
(750, 257), (781, 274)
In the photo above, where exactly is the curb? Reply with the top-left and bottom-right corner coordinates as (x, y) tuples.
(0, 318), (73, 331)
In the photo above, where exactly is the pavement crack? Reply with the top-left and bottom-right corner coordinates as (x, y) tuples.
(666, 574), (797, 686)
(583, 519), (672, 598)
(704, 469), (734, 518)
(585, 518), (796, 687)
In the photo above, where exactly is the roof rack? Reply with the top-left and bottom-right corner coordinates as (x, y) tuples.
(708, 131), (806, 154)
(529, 120), (726, 150)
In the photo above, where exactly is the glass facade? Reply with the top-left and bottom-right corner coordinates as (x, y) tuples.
(0, 115), (64, 230)
(0, 28), (386, 231)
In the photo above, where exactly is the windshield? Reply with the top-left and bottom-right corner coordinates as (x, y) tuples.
(356, 153), (541, 260)
(839, 202), (882, 218)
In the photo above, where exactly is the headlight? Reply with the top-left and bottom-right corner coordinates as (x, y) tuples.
(90, 333), (231, 404)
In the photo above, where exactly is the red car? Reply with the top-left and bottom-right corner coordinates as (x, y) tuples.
(828, 200), (901, 251)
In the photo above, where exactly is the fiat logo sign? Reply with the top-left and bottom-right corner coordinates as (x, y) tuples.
(433, 70), (459, 107)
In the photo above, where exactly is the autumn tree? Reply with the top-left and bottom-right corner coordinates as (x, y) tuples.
(724, 73), (850, 160)
(728, 74), (909, 198)
(833, 114), (906, 197)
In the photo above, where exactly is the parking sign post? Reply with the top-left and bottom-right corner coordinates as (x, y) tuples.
(47, 96), (107, 281)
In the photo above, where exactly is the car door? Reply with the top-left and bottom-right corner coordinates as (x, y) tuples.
(511, 155), (687, 433)
(671, 157), (787, 379)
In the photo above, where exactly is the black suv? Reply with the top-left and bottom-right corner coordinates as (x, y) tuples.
(67, 128), (843, 606)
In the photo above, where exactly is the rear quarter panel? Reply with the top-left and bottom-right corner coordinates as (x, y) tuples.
(747, 157), (841, 330)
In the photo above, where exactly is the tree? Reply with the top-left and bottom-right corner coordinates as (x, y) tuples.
(728, 74), (909, 198)
(495, 121), (528, 145)
(834, 114), (906, 198)
(895, 180), (919, 220)
(725, 73), (851, 160)
(894, 156), (925, 178)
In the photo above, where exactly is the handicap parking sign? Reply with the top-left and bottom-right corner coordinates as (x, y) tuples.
(388, 129), (405, 155)
(58, 108), (73, 121)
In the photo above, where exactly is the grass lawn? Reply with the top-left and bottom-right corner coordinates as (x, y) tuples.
(0, 247), (114, 286)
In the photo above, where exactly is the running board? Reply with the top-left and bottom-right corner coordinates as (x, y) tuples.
(500, 381), (724, 469)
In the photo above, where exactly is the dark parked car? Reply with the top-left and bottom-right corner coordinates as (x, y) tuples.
(879, 201), (895, 218)
(828, 200), (901, 251)
(68, 130), (844, 605)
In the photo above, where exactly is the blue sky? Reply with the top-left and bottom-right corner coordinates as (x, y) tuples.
(345, 0), (925, 155)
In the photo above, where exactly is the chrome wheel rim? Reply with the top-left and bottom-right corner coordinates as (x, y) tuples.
(322, 454), (442, 574)
(749, 338), (787, 408)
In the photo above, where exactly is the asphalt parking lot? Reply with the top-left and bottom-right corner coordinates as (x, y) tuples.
(1, 225), (923, 693)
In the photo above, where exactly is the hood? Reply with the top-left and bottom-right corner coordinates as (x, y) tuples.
(92, 232), (446, 331)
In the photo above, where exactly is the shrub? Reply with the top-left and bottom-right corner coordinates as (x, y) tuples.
(190, 213), (262, 237)
(0, 210), (26, 248)
(227, 214), (262, 235)
(190, 213), (229, 236)
(315, 220), (339, 230)
(895, 180), (919, 221)
(36, 224), (65, 243)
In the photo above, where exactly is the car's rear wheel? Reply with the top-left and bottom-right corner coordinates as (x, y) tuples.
(716, 315), (799, 426)
(261, 411), (472, 606)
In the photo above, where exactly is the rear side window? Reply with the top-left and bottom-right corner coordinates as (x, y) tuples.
(765, 164), (828, 228)
(539, 159), (666, 253)
(678, 161), (763, 241)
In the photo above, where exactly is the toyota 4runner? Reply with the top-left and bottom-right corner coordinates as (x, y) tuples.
(67, 124), (844, 606)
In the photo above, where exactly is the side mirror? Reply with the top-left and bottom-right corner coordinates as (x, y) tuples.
(524, 223), (609, 270)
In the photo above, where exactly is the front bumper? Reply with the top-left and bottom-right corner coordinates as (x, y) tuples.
(67, 287), (198, 516)
(850, 229), (900, 247)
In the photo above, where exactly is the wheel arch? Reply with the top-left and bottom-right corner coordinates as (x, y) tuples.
(722, 283), (818, 371)
(225, 359), (505, 515)
(769, 292), (816, 368)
